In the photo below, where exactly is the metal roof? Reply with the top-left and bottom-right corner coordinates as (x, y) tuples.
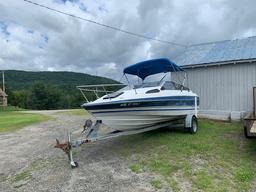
(174, 36), (256, 67)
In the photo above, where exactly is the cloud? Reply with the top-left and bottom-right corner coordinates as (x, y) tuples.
(0, 0), (256, 80)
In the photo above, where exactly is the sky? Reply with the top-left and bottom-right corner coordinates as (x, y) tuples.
(0, 0), (256, 80)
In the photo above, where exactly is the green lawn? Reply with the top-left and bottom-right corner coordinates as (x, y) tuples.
(120, 119), (256, 191)
(0, 111), (50, 132)
(55, 109), (88, 116)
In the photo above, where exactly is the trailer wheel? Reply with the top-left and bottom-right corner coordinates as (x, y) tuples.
(71, 161), (78, 168)
(189, 116), (198, 134)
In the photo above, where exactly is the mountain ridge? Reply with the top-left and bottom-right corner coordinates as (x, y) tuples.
(2, 70), (118, 91)
(1, 70), (119, 109)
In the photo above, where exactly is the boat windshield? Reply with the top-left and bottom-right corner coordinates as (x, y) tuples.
(161, 81), (189, 91)
(134, 81), (160, 89)
(133, 81), (188, 90)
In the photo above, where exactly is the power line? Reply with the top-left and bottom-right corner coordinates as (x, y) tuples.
(23, 0), (186, 47)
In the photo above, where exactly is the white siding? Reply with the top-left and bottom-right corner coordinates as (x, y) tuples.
(173, 62), (256, 119)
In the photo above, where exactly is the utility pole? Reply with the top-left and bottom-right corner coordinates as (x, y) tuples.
(1, 71), (7, 109)
(2, 71), (5, 93)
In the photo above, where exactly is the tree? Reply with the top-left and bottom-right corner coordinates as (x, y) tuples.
(8, 90), (28, 109)
(44, 85), (62, 109)
(27, 82), (62, 110)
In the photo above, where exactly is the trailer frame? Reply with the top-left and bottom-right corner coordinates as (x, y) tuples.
(55, 114), (198, 168)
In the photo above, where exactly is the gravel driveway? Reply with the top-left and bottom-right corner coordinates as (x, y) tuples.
(0, 110), (156, 192)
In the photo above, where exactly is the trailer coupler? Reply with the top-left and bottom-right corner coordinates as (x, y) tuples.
(54, 119), (98, 168)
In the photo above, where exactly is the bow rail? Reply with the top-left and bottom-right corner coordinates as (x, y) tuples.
(77, 84), (126, 102)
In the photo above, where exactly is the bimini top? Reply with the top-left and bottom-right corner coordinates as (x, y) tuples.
(123, 58), (183, 80)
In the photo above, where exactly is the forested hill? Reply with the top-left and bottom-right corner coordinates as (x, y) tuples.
(4, 70), (118, 91)
(3, 70), (119, 110)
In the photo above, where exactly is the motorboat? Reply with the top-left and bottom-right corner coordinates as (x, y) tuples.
(55, 58), (199, 168)
(78, 58), (199, 132)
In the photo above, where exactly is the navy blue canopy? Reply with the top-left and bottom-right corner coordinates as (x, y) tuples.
(123, 58), (183, 80)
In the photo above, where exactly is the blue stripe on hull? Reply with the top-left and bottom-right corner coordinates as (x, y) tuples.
(91, 108), (195, 114)
(85, 96), (198, 105)
(84, 96), (199, 111)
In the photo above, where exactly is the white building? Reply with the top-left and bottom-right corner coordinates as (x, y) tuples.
(173, 36), (256, 120)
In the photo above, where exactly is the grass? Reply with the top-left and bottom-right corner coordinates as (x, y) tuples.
(56, 109), (88, 116)
(10, 158), (52, 188)
(234, 163), (254, 183)
(0, 105), (25, 112)
(151, 179), (162, 189)
(192, 170), (214, 190)
(123, 119), (256, 191)
(130, 164), (142, 174)
(0, 111), (50, 132)
(12, 170), (32, 183)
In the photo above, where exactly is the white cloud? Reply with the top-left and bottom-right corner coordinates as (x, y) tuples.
(0, 0), (256, 80)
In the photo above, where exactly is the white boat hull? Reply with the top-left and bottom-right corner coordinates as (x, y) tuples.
(87, 107), (196, 131)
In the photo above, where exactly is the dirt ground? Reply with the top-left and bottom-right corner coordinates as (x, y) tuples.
(0, 111), (157, 192)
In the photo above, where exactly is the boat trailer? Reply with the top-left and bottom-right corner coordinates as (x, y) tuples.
(55, 114), (198, 168)
(244, 87), (256, 138)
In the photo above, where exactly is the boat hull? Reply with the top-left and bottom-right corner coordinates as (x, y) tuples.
(83, 95), (199, 131)
(84, 106), (196, 131)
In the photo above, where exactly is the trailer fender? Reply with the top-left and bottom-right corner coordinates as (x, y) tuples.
(185, 114), (194, 128)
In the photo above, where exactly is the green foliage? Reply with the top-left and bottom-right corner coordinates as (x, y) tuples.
(4, 70), (117, 91)
(4, 70), (118, 110)
(27, 82), (62, 110)
(0, 105), (25, 111)
(8, 90), (28, 109)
